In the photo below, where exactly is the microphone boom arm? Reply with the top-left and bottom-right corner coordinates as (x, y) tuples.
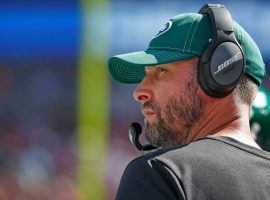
(128, 122), (158, 151)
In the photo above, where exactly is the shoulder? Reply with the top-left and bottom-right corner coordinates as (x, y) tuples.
(121, 150), (174, 186)
(147, 137), (222, 165)
(125, 137), (221, 166)
(135, 137), (228, 180)
(116, 147), (188, 200)
(116, 138), (228, 200)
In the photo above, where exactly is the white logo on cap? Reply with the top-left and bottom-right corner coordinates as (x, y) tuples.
(154, 20), (172, 38)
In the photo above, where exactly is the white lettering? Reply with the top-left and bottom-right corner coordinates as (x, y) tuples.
(213, 52), (242, 75)
(224, 60), (230, 67)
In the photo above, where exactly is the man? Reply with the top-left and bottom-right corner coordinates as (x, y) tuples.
(108, 4), (270, 200)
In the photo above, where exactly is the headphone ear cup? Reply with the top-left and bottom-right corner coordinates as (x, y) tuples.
(198, 42), (245, 98)
(198, 54), (218, 97)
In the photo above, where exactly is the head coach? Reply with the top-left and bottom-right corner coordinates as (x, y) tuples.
(108, 4), (270, 200)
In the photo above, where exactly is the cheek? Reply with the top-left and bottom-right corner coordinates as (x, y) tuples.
(153, 85), (180, 111)
(158, 80), (186, 98)
(152, 71), (193, 107)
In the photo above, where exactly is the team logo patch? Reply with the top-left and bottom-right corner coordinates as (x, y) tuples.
(154, 20), (172, 38)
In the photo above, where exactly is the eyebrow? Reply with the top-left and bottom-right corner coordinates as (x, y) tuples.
(156, 64), (169, 68)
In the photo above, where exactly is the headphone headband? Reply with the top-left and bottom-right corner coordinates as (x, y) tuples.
(199, 4), (237, 44)
(199, 4), (233, 31)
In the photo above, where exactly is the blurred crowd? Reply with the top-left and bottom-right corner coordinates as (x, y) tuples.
(0, 63), (77, 199)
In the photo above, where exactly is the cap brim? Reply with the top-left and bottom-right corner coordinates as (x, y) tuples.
(108, 49), (197, 84)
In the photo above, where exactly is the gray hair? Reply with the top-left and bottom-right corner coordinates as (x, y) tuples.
(234, 75), (258, 106)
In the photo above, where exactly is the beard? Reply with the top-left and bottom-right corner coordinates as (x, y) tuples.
(143, 78), (205, 147)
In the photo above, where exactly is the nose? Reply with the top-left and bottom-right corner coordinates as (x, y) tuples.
(133, 87), (152, 104)
(133, 74), (153, 104)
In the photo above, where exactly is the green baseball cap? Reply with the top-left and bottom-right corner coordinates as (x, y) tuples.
(108, 13), (265, 85)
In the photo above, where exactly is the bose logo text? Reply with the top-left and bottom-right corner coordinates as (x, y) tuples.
(213, 52), (241, 75)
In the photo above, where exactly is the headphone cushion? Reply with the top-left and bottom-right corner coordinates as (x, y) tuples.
(198, 42), (245, 98)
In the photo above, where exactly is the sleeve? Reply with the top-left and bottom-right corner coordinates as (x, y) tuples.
(115, 157), (186, 200)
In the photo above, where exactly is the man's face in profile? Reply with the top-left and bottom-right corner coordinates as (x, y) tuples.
(133, 58), (205, 147)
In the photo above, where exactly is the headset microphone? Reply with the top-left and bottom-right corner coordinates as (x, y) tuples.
(128, 122), (157, 151)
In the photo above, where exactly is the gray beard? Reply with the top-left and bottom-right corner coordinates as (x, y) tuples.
(144, 78), (205, 147)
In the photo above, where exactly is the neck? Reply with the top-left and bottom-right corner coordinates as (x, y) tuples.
(188, 97), (261, 149)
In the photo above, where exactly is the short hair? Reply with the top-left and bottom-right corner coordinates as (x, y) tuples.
(234, 75), (258, 106)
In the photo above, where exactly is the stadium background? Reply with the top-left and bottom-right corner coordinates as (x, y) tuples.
(0, 0), (269, 199)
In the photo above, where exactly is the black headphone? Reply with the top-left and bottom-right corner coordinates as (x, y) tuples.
(197, 4), (245, 98)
